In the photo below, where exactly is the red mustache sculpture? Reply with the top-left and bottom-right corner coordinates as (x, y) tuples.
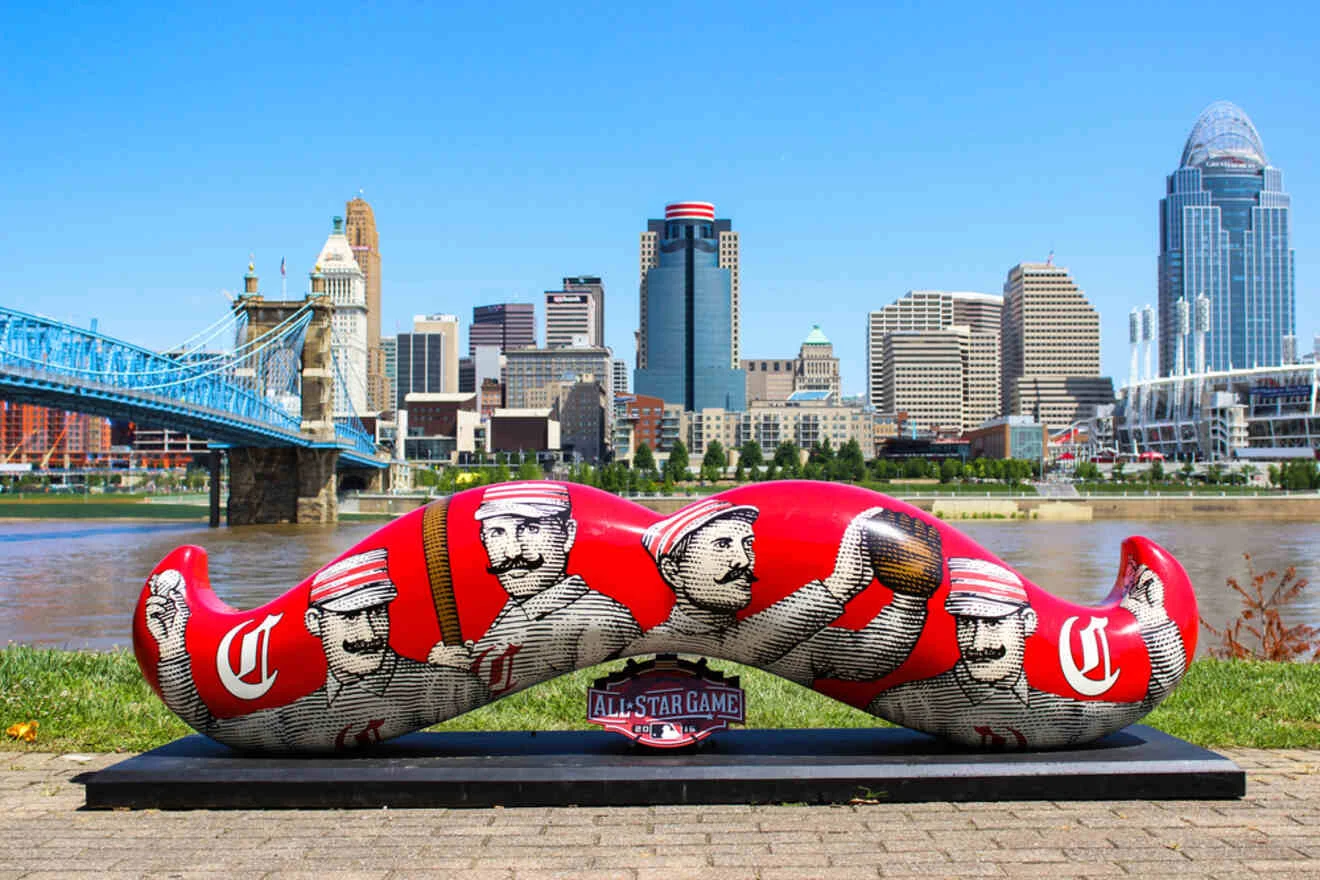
(134, 481), (1196, 752)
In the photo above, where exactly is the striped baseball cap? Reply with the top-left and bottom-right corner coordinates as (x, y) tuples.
(641, 499), (759, 563)
(475, 482), (572, 521)
(944, 556), (1030, 618)
(309, 548), (397, 612)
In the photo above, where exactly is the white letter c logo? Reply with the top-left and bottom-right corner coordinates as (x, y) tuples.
(217, 614), (283, 700)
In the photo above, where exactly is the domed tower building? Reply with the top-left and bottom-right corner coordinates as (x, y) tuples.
(1159, 102), (1295, 375)
(315, 216), (370, 419)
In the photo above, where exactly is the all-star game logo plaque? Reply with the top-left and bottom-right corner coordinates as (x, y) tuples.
(587, 654), (745, 748)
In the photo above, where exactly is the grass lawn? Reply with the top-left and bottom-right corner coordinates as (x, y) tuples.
(0, 494), (208, 520)
(2, 646), (1317, 753)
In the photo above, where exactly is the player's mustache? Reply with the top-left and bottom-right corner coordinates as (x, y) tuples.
(718, 566), (757, 585)
(343, 636), (387, 654)
(964, 645), (1007, 663)
(488, 555), (544, 575)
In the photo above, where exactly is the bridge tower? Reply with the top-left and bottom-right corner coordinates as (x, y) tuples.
(225, 263), (340, 525)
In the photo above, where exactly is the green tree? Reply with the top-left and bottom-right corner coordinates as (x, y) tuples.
(701, 440), (727, 482)
(738, 441), (764, 470)
(664, 440), (689, 483)
(1181, 461), (1196, 483)
(734, 459), (746, 482)
(902, 458), (929, 480)
(808, 438), (834, 469)
(1149, 461), (1165, 483)
(1112, 460), (1126, 483)
(517, 457), (543, 480)
(1074, 461), (1100, 482)
(870, 458), (895, 482)
(773, 441), (801, 477)
(634, 442), (656, 475)
(939, 458), (962, 484)
(1206, 464), (1223, 485)
(834, 438), (867, 483)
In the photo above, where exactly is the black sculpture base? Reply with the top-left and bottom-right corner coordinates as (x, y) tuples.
(83, 725), (1243, 810)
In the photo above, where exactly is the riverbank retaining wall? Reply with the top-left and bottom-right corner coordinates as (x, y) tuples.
(342, 491), (1320, 522)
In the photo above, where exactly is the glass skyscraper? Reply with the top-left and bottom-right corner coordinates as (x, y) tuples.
(1159, 101), (1295, 375)
(635, 202), (747, 411)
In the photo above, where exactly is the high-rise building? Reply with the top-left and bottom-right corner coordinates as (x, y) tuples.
(1159, 102), (1295, 374)
(638, 202), (741, 372)
(470, 303), (535, 356)
(741, 358), (797, 403)
(612, 358), (629, 395)
(794, 325), (841, 401)
(635, 202), (746, 411)
(544, 289), (597, 347)
(866, 291), (1001, 430)
(562, 276), (605, 347)
(503, 346), (614, 410)
(344, 196), (387, 412)
(380, 335), (397, 413)
(315, 216), (369, 418)
(395, 314), (460, 411)
(1001, 263), (1113, 430)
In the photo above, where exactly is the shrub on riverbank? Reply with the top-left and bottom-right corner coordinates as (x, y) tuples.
(3, 646), (1319, 753)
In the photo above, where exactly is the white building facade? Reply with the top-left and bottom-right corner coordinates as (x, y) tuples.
(316, 216), (369, 418)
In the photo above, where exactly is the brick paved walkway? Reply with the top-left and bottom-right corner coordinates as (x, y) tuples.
(0, 749), (1317, 879)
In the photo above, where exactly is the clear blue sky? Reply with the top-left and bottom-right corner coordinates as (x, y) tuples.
(4, 0), (1317, 398)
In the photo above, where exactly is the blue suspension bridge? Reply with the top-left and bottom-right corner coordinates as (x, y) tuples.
(0, 291), (389, 523)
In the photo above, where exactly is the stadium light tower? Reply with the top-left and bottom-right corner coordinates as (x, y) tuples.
(1141, 305), (1155, 381)
(1175, 298), (1191, 376)
(1194, 294), (1210, 375)
(1129, 308), (1141, 387)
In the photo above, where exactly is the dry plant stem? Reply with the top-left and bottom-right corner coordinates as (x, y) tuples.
(1201, 552), (1319, 661)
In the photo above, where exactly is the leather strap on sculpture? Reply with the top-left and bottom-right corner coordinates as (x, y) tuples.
(133, 481), (1197, 753)
(421, 498), (461, 646)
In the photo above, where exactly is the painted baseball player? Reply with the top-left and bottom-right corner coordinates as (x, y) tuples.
(867, 556), (1188, 748)
(460, 482), (642, 696)
(145, 548), (489, 751)
(625, 500), (940, 677)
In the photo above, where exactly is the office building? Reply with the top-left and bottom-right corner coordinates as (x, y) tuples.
(555, 379), (609, 464)
(503, 346), (614, 410)
(876, 331), (966, 433)
(1159, 102), (1295, 375)
(612, 359), (629, 395)
(638, 202), (741, 371)
(964, 416), (1049, 461)
(742, 358), (796, 403)
(545, 289), (597, 347)
(1001, 263), (1113, 430)
(470, 303), (535, 356)
(866, 291), (1001, 430)
(395, 314), (460, 411)
(794, 325), (841, 401)
(344, 196), (387, 412)
(315, 216), (369, 418)
(562, 276), (605, 348)
(635, 202), (746, 411)
(402, 392), (480, 462)
(380, 336), (397, 414)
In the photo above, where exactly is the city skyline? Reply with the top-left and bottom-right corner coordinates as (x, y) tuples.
(6, 2), (1317, 398)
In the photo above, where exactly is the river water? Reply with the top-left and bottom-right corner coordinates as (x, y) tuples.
(2, 517), (1318, 655)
